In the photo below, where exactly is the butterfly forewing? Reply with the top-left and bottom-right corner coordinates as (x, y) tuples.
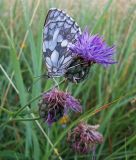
(43, 8), (81, 77)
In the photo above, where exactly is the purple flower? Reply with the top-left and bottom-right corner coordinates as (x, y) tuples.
(67, 122), (103, 154)
(38, 88), (82, 125)
(69, 29), (116, 66)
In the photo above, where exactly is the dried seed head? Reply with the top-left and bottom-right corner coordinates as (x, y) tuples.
(67, 122), (103, 154)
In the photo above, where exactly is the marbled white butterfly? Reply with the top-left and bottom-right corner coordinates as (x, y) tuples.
(43, 8), (90, 83)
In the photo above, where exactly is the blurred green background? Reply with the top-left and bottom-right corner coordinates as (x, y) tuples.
(0, 0), (136, 159)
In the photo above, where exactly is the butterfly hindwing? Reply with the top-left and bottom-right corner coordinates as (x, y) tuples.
(43, 8), (81, 77)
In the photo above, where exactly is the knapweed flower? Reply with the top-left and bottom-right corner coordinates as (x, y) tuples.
(69, 29), (116, 66)
(38, 88), (82, 125)
(67, 122), (103, 154)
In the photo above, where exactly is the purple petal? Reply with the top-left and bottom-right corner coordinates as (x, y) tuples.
(69, 29), (117, 66)
(66, 95), (82, 112)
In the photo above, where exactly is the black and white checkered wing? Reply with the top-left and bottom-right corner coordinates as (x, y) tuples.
(43, 8), (81, 77)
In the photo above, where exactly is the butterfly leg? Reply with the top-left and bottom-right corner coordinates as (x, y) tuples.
(73, 77), (79, 84)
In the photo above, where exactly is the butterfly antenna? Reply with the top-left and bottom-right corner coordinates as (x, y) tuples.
(27, 74), (49, 92)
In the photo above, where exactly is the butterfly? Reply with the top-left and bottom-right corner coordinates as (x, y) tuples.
(43, 8), (90, 83)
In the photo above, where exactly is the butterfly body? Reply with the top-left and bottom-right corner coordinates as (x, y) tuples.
(65, 57), (91, 83)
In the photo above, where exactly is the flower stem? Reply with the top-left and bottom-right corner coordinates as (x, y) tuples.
(0, 117), (41, 128)
(31, 112), (62, 160)
(14, 79), (66, 117)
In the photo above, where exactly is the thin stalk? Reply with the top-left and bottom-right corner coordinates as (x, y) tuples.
(0, 117), (41, 123)
(14, 79), (65, 117)
(0, 107), (14, 115)
(31, 112), (62, 160)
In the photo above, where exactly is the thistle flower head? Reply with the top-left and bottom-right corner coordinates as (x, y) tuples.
(38, 88), (82, 125)
(69, 29), (116, 66)
(67, 122), (103, 154)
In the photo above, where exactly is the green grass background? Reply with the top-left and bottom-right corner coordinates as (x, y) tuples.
(0, 0), (136, 159)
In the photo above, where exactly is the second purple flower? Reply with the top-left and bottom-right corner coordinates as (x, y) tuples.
(38, 88), (82, 125)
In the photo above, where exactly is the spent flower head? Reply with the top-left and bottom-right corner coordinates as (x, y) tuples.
(69, 29), (116, 66)
(38, 88), (82, 125)
(67, 122), (103, 154)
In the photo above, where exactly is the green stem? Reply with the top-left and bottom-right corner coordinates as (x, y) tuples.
(11, 117), (41, 122)
(14, 79), (66, 117)
(0, 107), (14, 115)
(14, 94), (42, 117)
(30, 113), (62, 160)
(0, 117), (41, 128)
